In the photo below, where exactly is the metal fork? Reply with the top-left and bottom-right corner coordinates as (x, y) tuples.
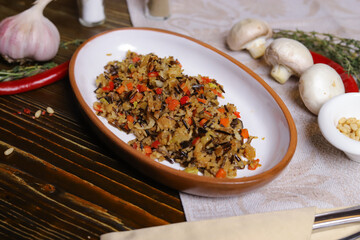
(313, 205), (360, 239)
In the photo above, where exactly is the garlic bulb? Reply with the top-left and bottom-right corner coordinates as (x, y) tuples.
(0, 0), (60, 63)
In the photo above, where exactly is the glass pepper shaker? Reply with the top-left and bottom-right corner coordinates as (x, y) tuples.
(77, 0), (106, 27)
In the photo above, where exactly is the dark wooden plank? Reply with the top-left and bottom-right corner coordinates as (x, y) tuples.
(0, 0), (185, 239)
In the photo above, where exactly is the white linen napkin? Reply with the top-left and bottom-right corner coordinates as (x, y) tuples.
(126, 0), (360, 222)
(101, 207), (360, 240)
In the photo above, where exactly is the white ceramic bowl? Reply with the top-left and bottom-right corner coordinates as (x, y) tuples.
(318, 92), (360, 163)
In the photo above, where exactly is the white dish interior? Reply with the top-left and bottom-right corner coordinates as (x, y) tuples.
(72, 28), (293, 178)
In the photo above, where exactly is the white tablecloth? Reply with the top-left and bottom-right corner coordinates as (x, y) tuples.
(126, 0), (360, 222)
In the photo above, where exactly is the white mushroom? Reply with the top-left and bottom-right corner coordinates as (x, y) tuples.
(264, 38), (314, 84)
(299, 63), (345, 115)
(226, 18), (272, 59)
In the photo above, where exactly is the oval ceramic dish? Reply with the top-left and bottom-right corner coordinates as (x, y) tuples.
(69, 28), (297, 197)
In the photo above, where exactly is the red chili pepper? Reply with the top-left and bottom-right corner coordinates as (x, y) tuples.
(310, 51), (359, 93)
(0, 61), (69, 95)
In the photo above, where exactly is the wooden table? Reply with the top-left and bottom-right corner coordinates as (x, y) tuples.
(0, 0), (185, 239)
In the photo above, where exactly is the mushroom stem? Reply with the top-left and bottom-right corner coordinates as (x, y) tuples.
(244, 37), (267, 59)
(270, 64), (293, 84)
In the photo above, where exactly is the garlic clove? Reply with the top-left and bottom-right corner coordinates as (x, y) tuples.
(0, 0), (60, 63)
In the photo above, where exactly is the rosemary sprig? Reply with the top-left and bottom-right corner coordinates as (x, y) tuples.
(273, 29), (360, 86)
(0, 39), (85, 82)
(0, 62), (57, 82)
(60, 39), (85, 49)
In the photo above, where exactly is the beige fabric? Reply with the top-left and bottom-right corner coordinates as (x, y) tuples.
(126, 0), (360, 238)
(101, 207), (316, 240)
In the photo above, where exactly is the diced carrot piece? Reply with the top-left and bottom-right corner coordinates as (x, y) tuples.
(116, 85), (125, 94)
(220, 118), (229, 127)
(234, 111), (241, 118)
(187, 117), (193, 126)
(241, 128), (249, 138)
(165, 96), (172, 104)
(204, 111), (212, 117)
(144, 146), (152, 155)
(132, 56), (140, 62)
(126, 82), (133, 90)
(137, 84), (148, 92)
(197, 98), (207, 104)
(199, 118), (207, 127)
(168, 99), (180, 111)
(217, 108), (225, 113)
(215, 168), (226, 178)
(127, 115), (134, 123)
(110, 75), (118, 81)
(201, 76), (211, 83)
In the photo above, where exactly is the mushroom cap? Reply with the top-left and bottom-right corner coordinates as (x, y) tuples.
(264, 38), (314, 76)
(226, 18), (272, 51)
(299, 63), (345, 115)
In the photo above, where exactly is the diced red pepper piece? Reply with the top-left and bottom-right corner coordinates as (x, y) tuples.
(148, 71), (159, 78)
(23, 108), (31, 114)
(151, 140), (160, 149)
(155, 88), (163, 94)
(234, 111), (241, 118)
(93, 103), (103, 112)
(192, 137), (200, 146)
(102, 81), (114, 91)
(180, 96), (190, 105)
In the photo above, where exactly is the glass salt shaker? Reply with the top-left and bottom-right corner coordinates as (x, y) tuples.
(145, 0), (170, 20)
(77, 0), (106, 27)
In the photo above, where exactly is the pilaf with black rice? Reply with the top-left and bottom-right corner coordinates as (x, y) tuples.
(93, 51), (260, 178)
